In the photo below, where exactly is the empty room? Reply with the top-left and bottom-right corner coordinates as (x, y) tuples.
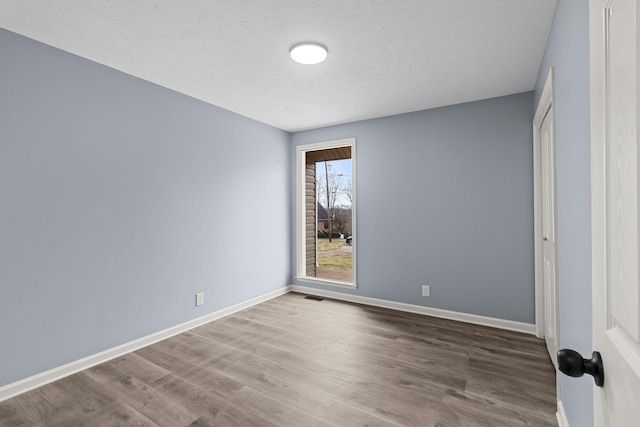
(1, 1), (639, 426)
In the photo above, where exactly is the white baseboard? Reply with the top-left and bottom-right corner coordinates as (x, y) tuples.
(556, 400), (570, 427)
(290, 285), (536, 335)
(0, 285), (292, 403)
(1, 284), (536, 403)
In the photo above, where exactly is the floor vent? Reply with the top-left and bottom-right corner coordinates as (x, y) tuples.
(304, 295), (325, 301)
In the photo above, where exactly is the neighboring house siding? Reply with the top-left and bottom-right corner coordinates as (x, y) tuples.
(306, 162), (317, 276)
(317, 202), (329, 234)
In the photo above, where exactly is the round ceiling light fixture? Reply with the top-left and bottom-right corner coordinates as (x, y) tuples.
(289, 42), (328, 65)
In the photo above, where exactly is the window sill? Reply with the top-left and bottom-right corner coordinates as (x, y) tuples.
(294, 276), (357, 289)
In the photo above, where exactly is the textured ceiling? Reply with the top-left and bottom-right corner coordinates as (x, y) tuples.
(0, 0), (557, 132)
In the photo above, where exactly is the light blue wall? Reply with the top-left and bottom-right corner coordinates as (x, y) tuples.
(0, 29), (291, 387)
(534, 1), (593, 426)
(291, 93), (535, 324)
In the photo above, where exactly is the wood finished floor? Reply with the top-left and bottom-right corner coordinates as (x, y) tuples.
(0, 292), (558, 426)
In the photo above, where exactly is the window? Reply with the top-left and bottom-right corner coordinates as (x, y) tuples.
(295, 138), (356, 288)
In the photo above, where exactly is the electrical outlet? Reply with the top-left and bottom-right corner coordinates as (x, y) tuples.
(422, 285), (430, 297)
(195, 292), (204, 306)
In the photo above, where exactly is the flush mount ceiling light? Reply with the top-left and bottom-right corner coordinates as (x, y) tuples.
(289, 42), (328, 65)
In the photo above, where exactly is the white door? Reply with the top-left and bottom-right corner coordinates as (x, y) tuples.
(541, 105), (559, 367)
(590, 0), (640, 425)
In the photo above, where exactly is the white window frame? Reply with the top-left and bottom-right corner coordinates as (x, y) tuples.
(295, 137), (357, 289)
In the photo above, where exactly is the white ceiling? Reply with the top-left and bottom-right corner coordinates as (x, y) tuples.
(0, 1), (557, 132)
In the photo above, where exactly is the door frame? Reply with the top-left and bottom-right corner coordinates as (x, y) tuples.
(533, 67), (561, 417)
(533, 68), (559, 347)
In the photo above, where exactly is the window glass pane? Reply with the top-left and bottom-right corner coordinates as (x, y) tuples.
(314, 159), (352, 282)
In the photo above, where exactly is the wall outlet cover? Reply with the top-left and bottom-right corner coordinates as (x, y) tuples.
(422, 285), (430, 297)
(196, 292), (204, 306)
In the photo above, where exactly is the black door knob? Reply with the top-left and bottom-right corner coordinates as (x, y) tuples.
(557, 349), (604, 387)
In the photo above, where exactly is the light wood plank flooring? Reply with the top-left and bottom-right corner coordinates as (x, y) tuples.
(0, 292), (558, 426)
